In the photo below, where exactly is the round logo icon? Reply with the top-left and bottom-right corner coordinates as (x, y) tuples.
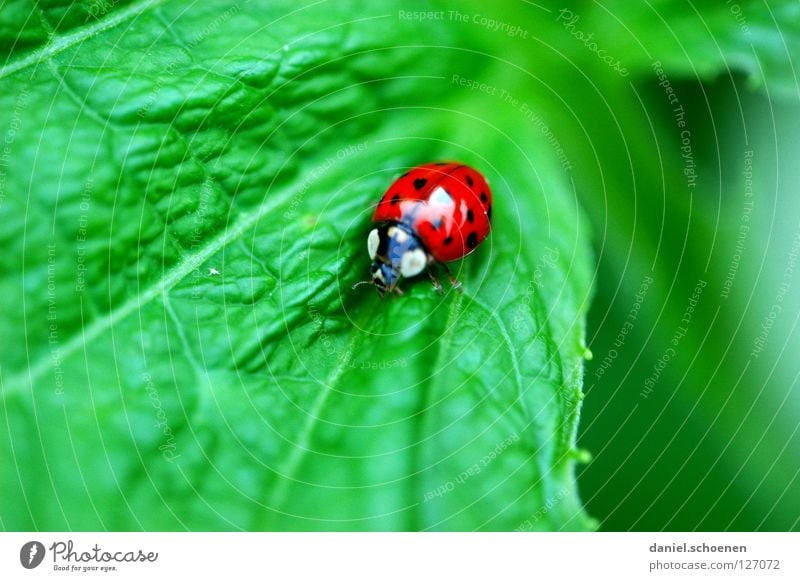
(20, 541), (46, 569)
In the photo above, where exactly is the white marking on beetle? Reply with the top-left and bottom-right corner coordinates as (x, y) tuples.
(367, 228), (379, 259)
(400, 249), (427, 278)
(393, 228), (409, 244)
(428, 186), (454, 207)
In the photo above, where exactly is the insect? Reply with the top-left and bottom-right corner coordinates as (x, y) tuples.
(359, 161), (492, 295)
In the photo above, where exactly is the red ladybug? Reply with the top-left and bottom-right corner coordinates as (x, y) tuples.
(363, 162), (492, 295)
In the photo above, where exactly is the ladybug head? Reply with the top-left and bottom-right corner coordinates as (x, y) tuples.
(366, 224), (429, 295)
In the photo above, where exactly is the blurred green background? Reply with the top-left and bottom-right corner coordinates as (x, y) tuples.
(515, 1), (800, 530)
(1, 0), (798, 531)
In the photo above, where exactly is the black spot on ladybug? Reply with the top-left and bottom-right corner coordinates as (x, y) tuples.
(466, 175), (474, 187)
(378, 231), (390, 256)
(467, 232), (478, 249)
(390, 195), (400, 205)
(443, 236), (453, 245)
(466, 209), (474, 223)
(413, 178), (427, 190)
(480, 191), (488, 203)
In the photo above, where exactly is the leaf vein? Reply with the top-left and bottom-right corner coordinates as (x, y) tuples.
(0, 0), (167, 81)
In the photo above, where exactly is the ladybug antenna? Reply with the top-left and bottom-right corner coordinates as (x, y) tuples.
(351, 280), (373, 291)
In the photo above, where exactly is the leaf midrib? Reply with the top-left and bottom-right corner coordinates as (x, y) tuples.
(0, 0), (166, 81)
(260, 290), (470, 529)
(4, 189), (291, 397)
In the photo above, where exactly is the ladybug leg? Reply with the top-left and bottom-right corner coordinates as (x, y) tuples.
(427, 270), (444, 294)
(441, 263), (463, 291)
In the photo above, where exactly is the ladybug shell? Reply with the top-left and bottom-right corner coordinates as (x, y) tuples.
(372, 162), (492, 263)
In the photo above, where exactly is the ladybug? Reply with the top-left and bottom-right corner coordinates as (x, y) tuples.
(362, 162), (492, 295)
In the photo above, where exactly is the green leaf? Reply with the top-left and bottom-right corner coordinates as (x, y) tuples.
(573, 0), (800, 99)
(0, 1), (594, 530)
(525, 1), (800, 530)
